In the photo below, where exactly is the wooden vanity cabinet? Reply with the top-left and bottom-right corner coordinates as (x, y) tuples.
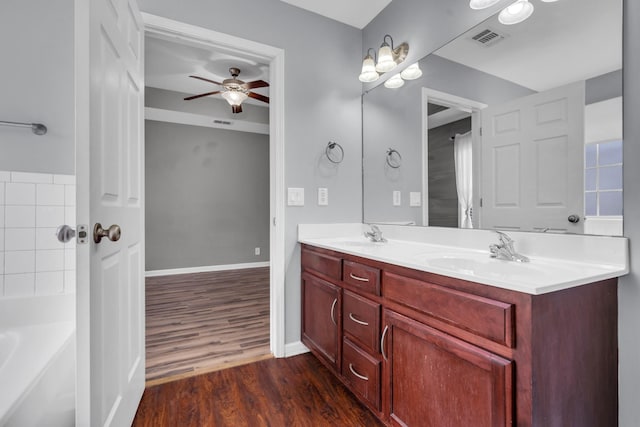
(382, 309), (513, 427)
(300, 244), (618, 427)
(301, 272), (342, 372)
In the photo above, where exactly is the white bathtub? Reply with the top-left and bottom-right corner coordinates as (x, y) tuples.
(0, 295), (75, 427)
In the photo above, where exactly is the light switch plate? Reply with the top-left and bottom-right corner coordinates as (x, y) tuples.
(318, 188), (328, 206)
(287, 187), (304, 206)
(393, 191), (401, 206)
(410, 192), (422, 207)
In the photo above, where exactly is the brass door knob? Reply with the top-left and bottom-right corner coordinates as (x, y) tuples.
(93, 223), (121, 243)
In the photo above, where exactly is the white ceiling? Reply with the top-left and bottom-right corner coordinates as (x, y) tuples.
(278, 0), (392, 29)
(435, 0), (622, 92)
(145, 34), (270, 105)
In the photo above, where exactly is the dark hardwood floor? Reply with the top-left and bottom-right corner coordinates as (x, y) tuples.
(133, 353), (384, 427)
(146, 268), (271, 384)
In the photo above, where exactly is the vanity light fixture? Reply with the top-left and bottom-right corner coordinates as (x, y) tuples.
(359, 34), (409, 82)
(498, 0), (534, 25)
(384, 73), (405, 89)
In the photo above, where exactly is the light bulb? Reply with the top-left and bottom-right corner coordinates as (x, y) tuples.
(376, 43), (396, 73)
(384, 74), (404, 89)
(400, 63), (422, 80)
(221, 90), (248, 106)
(499, 0), (534, 25)
(359, 54), (379, 83)
(469, 0), (501, 10)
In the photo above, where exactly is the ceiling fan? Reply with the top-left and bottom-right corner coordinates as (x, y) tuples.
(184, 67), (269, 114)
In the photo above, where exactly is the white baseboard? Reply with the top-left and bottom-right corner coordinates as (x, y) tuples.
(284, 341), (309, 357)
(145, 261), (270, 277)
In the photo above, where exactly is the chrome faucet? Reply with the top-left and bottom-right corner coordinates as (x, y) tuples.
(364, 225), (387, 243)
(489, 231), (529, 263)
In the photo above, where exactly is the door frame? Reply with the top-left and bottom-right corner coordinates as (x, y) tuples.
(142, 13), (286, 357)
(421, 88), (486, 228)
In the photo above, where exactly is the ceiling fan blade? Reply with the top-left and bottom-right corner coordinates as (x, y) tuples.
(244, 80), (270, 90)
(248, 92), (270, 104)
(184, 91), (221, 101)
(189, 75), (222, 85)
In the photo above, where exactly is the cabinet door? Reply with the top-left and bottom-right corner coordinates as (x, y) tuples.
(301, 273), (341, 371)
(382, 310), (513, 427)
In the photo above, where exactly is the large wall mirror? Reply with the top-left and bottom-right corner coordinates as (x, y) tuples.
(363, 0), (622, 236)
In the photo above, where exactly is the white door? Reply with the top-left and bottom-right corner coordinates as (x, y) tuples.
(480, 82), (585, 233)
(76, 0), (145, 425)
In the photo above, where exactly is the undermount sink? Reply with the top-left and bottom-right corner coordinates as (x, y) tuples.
(331, 239), (387, 249)
(419, 252), (548, 280)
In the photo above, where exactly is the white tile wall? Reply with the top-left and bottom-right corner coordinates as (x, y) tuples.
(1, 171), (76, 298)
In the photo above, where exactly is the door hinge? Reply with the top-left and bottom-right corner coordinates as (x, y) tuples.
(480, 198), (483, 207)
(479, 127), (483, 136)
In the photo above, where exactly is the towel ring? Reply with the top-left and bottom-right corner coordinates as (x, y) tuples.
(386, 148), (402, 168)
(325, 141), (344, 164)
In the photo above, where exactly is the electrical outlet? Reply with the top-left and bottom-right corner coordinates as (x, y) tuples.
(410, 192), (422, 207)
(255, 247), (261, 255)
(393, 191), (401, 206)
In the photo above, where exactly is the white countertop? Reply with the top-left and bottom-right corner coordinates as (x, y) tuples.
(298, 224), (629, 295)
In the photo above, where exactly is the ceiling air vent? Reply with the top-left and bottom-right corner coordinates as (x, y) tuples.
(213, 119), (232, 125)
(470, 28), (505, 47)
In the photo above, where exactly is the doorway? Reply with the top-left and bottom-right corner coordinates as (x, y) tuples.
(142, 14), (286, 383)
(421, 88), (486, 228)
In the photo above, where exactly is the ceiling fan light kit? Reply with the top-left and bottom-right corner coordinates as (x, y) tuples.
(184, 67), (269, 114)
(472, 0), (559, 26)
(359, 34), (409, 83)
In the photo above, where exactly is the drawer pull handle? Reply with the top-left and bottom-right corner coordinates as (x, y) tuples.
(381, 325), (389, 361)
(349, 273), (370, 282)
(330, 298), (338, 325)
(349, 313), (369, 326)
(349, 363), (369, 381)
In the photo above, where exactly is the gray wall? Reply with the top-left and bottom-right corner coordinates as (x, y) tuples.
(145, 120), (269, 270)
(139, 0), (365, 344)
(0, 0), (74, 174)
(620, 1), (639, 425)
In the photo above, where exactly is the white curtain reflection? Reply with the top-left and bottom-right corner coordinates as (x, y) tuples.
(454, 132), (473, 228)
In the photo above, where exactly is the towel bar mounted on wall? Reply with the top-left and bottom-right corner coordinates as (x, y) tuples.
(0, 120), (47, 135)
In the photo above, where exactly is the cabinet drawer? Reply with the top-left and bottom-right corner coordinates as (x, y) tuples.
(343, 261), (380, 295)
(342, 338), (381, 411)
(343, 290), (380, 354)
(383, 272), (515, 347)
(301, 248), (342, 281)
